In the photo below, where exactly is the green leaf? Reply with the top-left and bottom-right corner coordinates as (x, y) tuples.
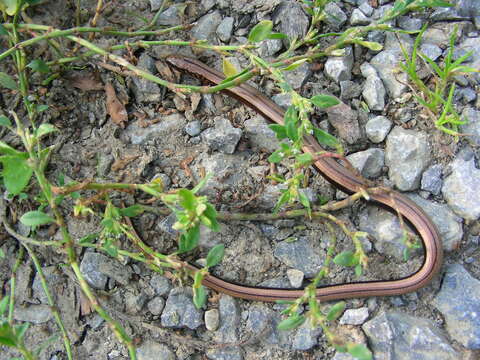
(178, 189), (196, 211)
(203, 203), (219, 231)
(0, 248), (4, 258)
(326, 301), (345, 321)
(248, 20), (273, 43)
(355, 263), (363, 276)
(355, 40), (383, 51)
(0, 295), (9, 315)
(267, 32), (287, 40)
(37, 104), (49, 112)
(284, 105), (298, 125)
(333, 250), (357, 267)
(282, 59), (308, 72)
(0, 23), (8, 35)
(0, 155), (33, 195)
(20, 210), (55, 227)
(0, 115), (11, 127)
(206, 244), (225, 268)
(0, 72), (17, 90)
(35, 123), (57, 138)
(27, 59), (50, 73)
(178, 224), (200, 253)
(268, 150), (284, 164)
(192, 173), (212, 194)
(296, 153), (313, 166)
(277, 314), (305, 331)
(120, 204), (144, 217)
(269, 124), (287, 140)
(273, 190), (290, 213)
(193, 285), (207, 309)
(222, 58), (238, 78)
(310, 95), (339, 108)
(0, 141), (23, 156)
(312, 127), (340, 149)
(15, 322), (29, 340)
(0, 0), (19, 16)
(0, 323), (17, 347)
(347, 343), (373, 360)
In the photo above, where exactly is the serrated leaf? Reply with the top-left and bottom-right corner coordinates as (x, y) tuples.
(269, 124), (287, 140)
(35, 123), (57, 138)
(178, 224), (200, 253)
(333, 250), (357, 267)
(206, 244), (225, 268)
(222, 58), (238, 78)
(193, 285), (207, 309)
(20, 210), (55, 227)
(310, 95), (339, 108)
(0, 115), (11, 127)
(27, 59), (50, 73)
(0, 155), (33, 195)
(277, 314), (305, 331)
(312, 127), (340, 149)
(248, 20), (273, 43)
(120, 204), (144, 217)
(347, 343), (373, 360)
(326, 301), (345, 321)
(0, 72), (17, 90)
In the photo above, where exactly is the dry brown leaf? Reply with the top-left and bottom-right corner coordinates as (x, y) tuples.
(105, 82), (128, 128)
(79, 291), (94, 317)
(190, 92), (201, 112)
(69, 71), (104, 91)
(111, 154), (140, 172)
(180, 156), (195, 180)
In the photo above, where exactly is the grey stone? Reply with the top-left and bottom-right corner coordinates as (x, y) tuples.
(126, 113), (186, 145)
(272, 93), (292, 108)
(274, 1), (309, 47)
(326, 102), (362, 145)
(157, 212), (178, 236)
(201, 0), (216, 12)
(407, 194), (463, 252)
(132, 53), (163, 103)
(358, 2), (373, 16)
(147, 297), (165, 315)
(385, 127), (431, 191)
(359, 206), (406, 260)
(365, 115), (392, 143)
(205, 309), (220, 331)
(300, 187), (318, 204)
(360, 62), (378, 78)
(340, 80), (362, 100)
(192, 11), (222, 40)
(206, 347), (243, 360)
(461, 107), (480, 146)
(155, 4), (182, 26)
(274, 237), (324, 277)
(202, 117), (242, 154)
(217, 17), (234, 42)
(244, 115), (280, 152)
(137, 341), (175, 360)
(125, 291), (148, 314)
(257, 184), (287, 210)
(397, 16), (422, 31)
(185, 120), (201, 136)
(291, 318), (322, 350)
(347, 148), (384, 179)
(332, 352), (355, 360)
(283, 62), (312, 89)
(215, 295), (240, 343)
(339, 307), (369, 325)
(362, 312), (459, 360)
(420, 43), (443, 61)
(259, 38), (283, 57)
(454, 37), (480, 84)
(350, 9), (370, 25)
(324, 47), (354, 83)
(258, 276), (291, 289)
(14, 304), (53, 324)
(324, 2), (347, 29)
(149, 0), (163, 11)
(150, 274), (172, 296)
(362, 74), (386, 111)
(80, 252), (109, 289)
(152, 173), (171, 190)
(442, 156), (480, 220)
(97, 153), (114, 177)
(432, 264), (480, 349)
(421, 164), (443, 195)
(286, 269), (304, 288)
(161, 287), (204, 329)
(458, 87), (477, 103)
(371, 50), (408, 99)
(32, 266), (63, 304)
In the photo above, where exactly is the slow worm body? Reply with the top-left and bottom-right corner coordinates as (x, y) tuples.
(166, 55), (443, 302)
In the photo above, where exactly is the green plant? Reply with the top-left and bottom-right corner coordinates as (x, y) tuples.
(0, 0), (454, 359)
(399, 24), (478, 135)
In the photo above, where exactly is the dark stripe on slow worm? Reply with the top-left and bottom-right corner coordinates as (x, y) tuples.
(166, 55), (443, 302)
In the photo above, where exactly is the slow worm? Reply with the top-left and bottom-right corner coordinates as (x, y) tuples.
(166, 55), (443, 302)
